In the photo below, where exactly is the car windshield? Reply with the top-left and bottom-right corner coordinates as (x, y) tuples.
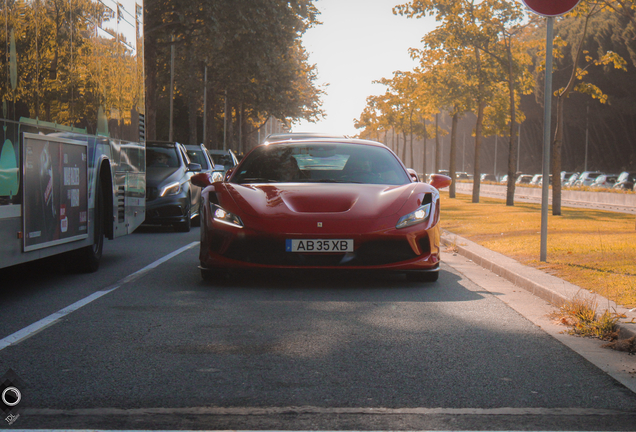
(212, 154), (235, 167)
(232, 143), (410, 185)
(186, 149), (209, 169)
(147, 147), (179, 168)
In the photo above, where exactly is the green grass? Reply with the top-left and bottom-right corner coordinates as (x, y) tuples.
(440, 191), (636, 308)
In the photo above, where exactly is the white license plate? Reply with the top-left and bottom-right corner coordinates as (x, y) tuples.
(286, 239), (354, 253)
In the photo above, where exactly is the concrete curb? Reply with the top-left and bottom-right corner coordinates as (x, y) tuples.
(441, 230), (636, 340)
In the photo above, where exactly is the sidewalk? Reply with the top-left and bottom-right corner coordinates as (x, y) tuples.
(440, 230), (636, 340)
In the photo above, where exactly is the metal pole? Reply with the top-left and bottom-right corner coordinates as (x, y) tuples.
(462, 133), (465, 172)
(585, 104), (589, 171)
(202, 62), (207, 146)
(540, 17), (554, 262)
(169, 35), (175, 141)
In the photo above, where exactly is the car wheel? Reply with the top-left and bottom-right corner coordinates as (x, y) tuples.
(175, 202), (192, 232)
(406, 271), (439, 283)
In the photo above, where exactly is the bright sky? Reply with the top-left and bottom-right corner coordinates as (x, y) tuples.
(292, 0), (438, 137)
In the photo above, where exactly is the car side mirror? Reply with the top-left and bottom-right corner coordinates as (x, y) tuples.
(224, 168), (234, 182)
(191, 172), (214, 188)
(188, 163), (202, 172)
(429, 174), (452, 189)
(407, 168), (419, 182)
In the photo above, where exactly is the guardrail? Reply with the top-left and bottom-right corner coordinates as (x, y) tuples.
(452, 182), (636, 215)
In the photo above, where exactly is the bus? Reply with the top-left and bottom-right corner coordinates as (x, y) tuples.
(1, 0), (145, 272)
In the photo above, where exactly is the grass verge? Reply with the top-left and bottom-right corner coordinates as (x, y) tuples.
(439, 191), (636, 309)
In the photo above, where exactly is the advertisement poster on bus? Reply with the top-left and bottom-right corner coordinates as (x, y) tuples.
(23, 134), (88, 252)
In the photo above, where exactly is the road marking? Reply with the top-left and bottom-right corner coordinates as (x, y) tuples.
(21, 406), (633, 416)
(0, 242), (199, 351)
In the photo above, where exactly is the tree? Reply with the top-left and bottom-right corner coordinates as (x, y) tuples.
(543, 3), (627, 215)
(395, 0), (503, 203)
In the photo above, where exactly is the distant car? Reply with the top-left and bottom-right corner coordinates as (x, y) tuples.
(185, 144), (215, 174)
(208, 149), (239, 177)
(590, 174), (618, 189)
(573, 171), (603, 187)
(481, 173), (497, 182)
(456, 172), (470, 180)
(516, 174), (533, 185)
(560, 171), (578, 184)
(145, 141), (202, 232)
(613, 171), (636, 191)
(564, 173), (579, 187)
(529, 174), (542, 185)
(192, 138), (452, 283)
(500, 174), (511, 185)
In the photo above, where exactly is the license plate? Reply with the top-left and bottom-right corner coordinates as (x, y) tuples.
(286, 239), (354, 253)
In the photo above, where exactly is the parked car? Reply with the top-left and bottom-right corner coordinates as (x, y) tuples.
(564, 173), (580, 187)
(500, 174), (510, 185)
(208, 149), (239, 178)
(560, 171), (578, 184)
(145, 141), (202, 232)
(613, 171), (636, 191)
(185, 144), (214, 174)
(516, 174), (533, 185)
(529, 174), (542, 185)
(573, 171), (603, 187)
(481, 173), (497, 182)
(191, 137), (452, 283)
(590, 174), (618, 189)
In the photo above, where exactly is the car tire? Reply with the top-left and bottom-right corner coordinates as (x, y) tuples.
(406, 271), (439, 283)
(175, 202), (192, 232)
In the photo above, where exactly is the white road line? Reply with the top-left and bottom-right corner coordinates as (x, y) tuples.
(0, 241), (199, 351)
(21, 406), (631, 416)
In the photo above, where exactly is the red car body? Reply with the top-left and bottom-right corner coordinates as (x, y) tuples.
(192, 138), (451, 282)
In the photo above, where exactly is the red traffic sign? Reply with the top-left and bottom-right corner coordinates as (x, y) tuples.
(522, 0), (581, 16)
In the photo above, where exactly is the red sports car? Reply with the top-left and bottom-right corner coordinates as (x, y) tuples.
(191, 138), (451, 282)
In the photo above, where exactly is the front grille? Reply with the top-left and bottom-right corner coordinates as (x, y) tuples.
(220, 238), (419, 267)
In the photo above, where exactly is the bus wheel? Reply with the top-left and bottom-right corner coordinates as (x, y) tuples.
(77, 183), (105, 272)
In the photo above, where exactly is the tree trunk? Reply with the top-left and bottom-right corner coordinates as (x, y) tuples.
(188, 94), (198, 145)
(472, 48), (484, 204)
(506, 38), (517, 206)
(449, 112), (459, 198)
(552, 95), (565, 216)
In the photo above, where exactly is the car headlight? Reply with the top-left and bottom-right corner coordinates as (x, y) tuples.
(396, 203), (432, 229)
(160, 181), (181, 196)
(211, 204), (243, 228)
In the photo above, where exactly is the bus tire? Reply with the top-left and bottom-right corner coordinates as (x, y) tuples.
(77, 182), (105, 272)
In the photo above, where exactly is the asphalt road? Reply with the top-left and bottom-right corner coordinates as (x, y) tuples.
(1, 226), (636, 430)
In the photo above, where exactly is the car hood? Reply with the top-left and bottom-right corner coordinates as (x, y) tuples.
(147, 167), (184, 188)
(220, 183), (421, 219)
